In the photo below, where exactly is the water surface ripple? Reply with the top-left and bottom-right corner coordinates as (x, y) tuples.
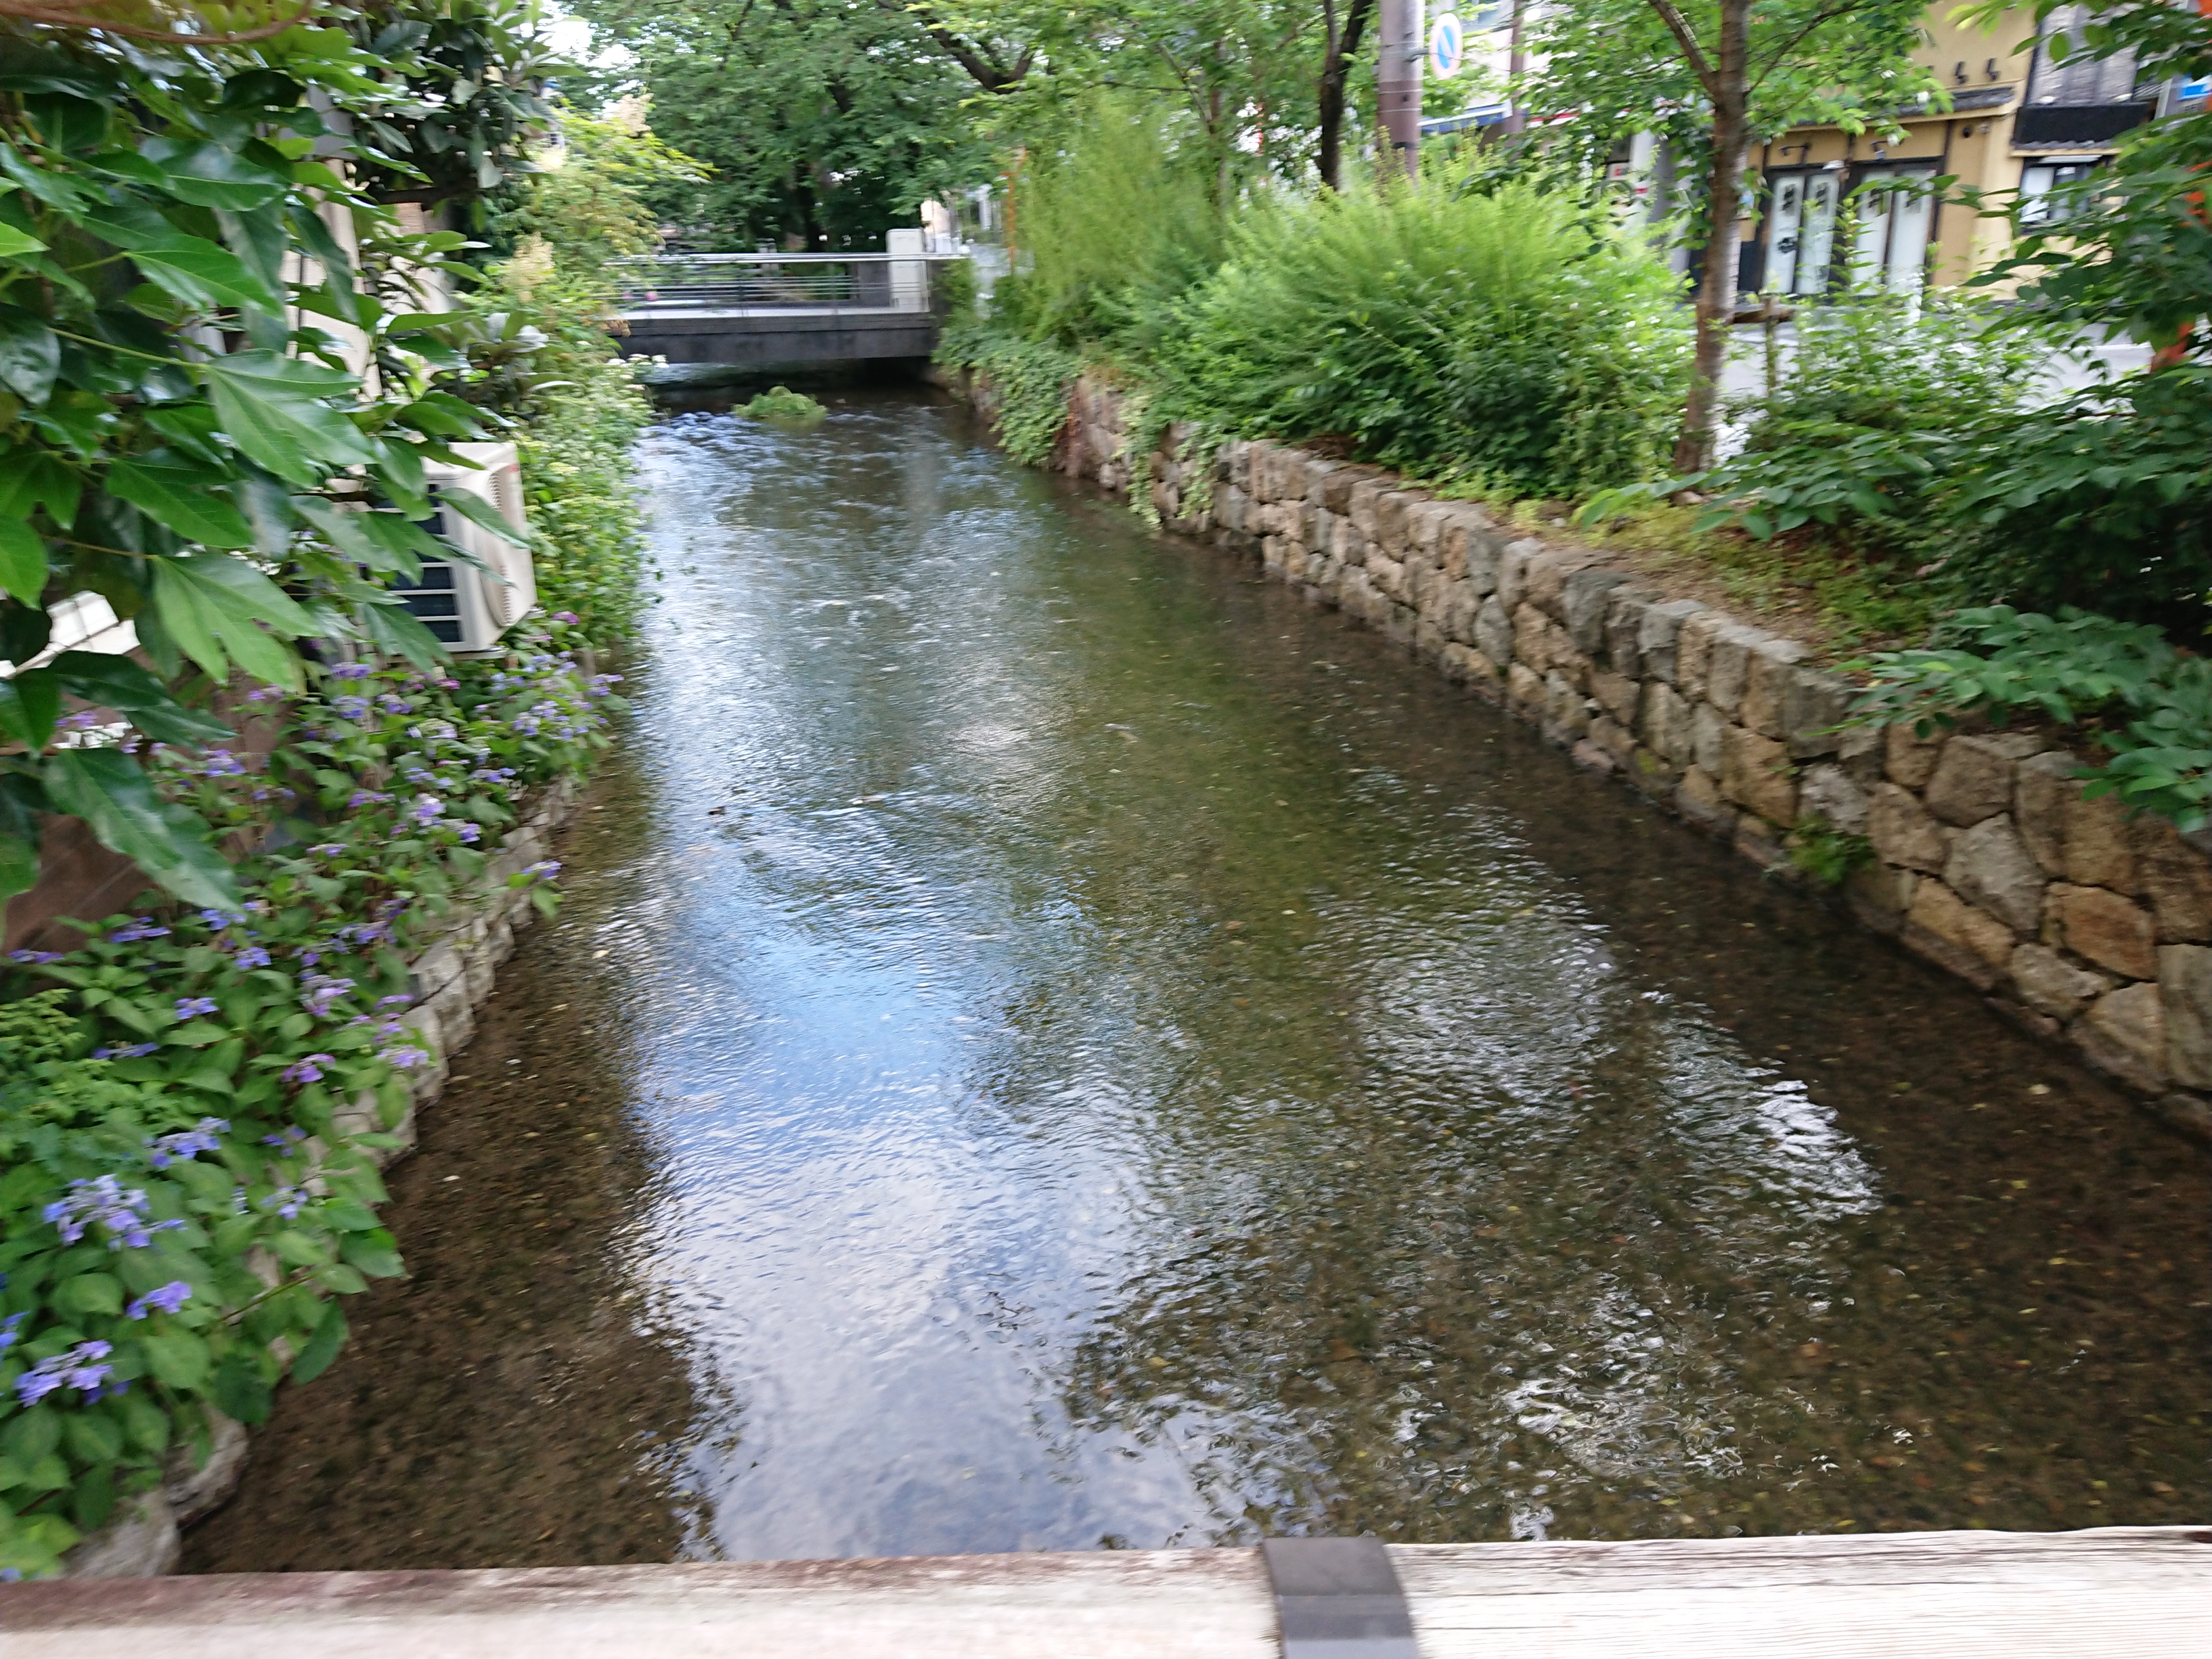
(188, 394), (2210, 1571)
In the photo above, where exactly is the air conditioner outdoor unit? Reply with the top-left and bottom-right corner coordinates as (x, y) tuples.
(391, 441), (538, 654)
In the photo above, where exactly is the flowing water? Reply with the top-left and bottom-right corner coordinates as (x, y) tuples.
(189, 393), (2211, 1572)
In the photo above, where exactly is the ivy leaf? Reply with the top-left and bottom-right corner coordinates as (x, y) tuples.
(138, 138), (291, 211)
(43, 746), (239, 910)
(0, 665), (60, 750)
(0, 831), (37, 902)
(151, 554), (311, 690)
(202, 351), (372, 483)
(106, 458), (254, 550)
(360, 596), (448, 669)
(0, 448), (79, 528)
(131, 234), (282, 315)
(0, 222), (47, 257)
(0, 516), (49, 604)
(0, 306), (57, 403)
(50, 651), (232, 745)
(288, 1297), (349, 1384)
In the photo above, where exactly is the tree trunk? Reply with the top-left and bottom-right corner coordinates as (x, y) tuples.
(1672, 0), (1750, 475)
(1317, 0), (1375, 191)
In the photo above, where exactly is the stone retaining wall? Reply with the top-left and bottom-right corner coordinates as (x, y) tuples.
(1045, 373), (2212, 1142)
(59, 776), (583, 1577)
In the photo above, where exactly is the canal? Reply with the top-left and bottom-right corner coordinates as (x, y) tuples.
(187, 393), (2210, 1571)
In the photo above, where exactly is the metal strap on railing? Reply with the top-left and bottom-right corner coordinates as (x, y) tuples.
(1260, 1537), (1421, 1659)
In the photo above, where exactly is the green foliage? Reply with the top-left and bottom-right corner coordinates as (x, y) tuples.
(494, 104), (709, 280)
(938, 319), (1081, 468)
(1784, 819), (1874, 889)
(1850, 606), (2212, 831)
(0, 623), (619, 1577)
(569, 0), (993, 249)
(0, 24), (549, 906)
(1009, 93), (1225, 352)
(341, 0), (571, 222)
(1625, 296), (2038, 548)
(1932, 367), (2212, 630)
(514, 350), (657, 639)
(1149, 176), (1689, 494)
(738, 385), (827, 424)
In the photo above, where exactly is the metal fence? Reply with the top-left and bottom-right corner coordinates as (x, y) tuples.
(614, 252), (964, 315)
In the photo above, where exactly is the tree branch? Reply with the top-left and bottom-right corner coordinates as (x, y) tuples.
(1643, 0), (1718, 98)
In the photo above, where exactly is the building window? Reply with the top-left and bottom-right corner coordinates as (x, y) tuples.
(1846, 164), (1939, 292)
(1761, 170), (1841, 296)
(2019, 155), (2106, 225)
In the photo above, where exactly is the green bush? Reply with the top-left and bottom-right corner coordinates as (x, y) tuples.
(1149, 176), (1689, 494)
(1932, 366), (2212, 632)
(1850, 604), (2212, 830)
(739, 386), (828, 424)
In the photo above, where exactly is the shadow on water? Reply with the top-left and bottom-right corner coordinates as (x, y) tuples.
(189, 390), (2211, 1571)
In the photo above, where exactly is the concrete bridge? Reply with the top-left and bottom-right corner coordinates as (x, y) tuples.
(613, 252), (964, 374)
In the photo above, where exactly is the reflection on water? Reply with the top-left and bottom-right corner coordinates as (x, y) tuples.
(189, 393), (2210, 1572)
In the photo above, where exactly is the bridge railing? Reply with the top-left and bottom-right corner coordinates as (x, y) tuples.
(614, 251), (966, 316)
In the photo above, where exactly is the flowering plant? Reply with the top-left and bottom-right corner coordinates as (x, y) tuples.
(0, 623), (618, 1577)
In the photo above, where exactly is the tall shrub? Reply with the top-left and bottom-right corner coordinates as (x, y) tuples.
(1151, 178), (1690, 495)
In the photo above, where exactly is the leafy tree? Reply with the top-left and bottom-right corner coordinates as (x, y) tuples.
(569, 0), (996, 248)
(1525, 0), (1938, 470)
(341, 0), (570, 221)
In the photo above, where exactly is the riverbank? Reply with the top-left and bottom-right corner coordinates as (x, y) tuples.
(978, 369), (2212, 1146)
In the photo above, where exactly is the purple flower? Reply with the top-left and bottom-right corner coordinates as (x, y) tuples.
(0, 1311), (25, 1353)
(126, 1281), (192, 1319)
(347, 789), (392, 808)
(9, 949), (64, 964)
(282, 1053), (335, 1084)
(300, 975), (355, 1019)
(57, 709), (101, 731)
(43, 1177), (182, 1250)
(260, 1186), (306, 1220)
(147, 1117), (227, 1167)
(107, 919), (171, 944)
(92, 1042), (159, 1061)
(245, 685), (285, 703)
(14, 1339), (119, 1405)
(377, 695), (415, 714)
(198, 909), (237, 929)
(311, 843), (347, 857)
(454, 821), (481, 844)
(552, 611), (579, 624)
(380, 1044), (430, 1070)
(234, 946), (272, 970)
(262, 1126), (307, 1148)
(200, 749), (247, 777)
(409, 795), (442, 827)
(332, 695), (372, 721)
(376, 993), (414, 1009)
(174, 997), (220, 1020)
(524, 860), (561, 881)
(328, 662), (372, 680)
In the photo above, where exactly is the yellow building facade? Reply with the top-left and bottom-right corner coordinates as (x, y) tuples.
(1738, 2), (2192, 295)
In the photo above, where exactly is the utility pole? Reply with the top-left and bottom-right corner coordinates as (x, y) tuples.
(1378, 0), (1423, 181)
